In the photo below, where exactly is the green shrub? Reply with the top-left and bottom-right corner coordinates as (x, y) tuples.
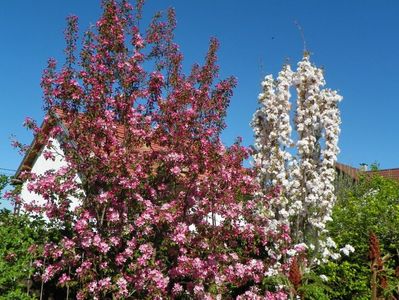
(317, 175), (399, 299)
(0, 209), (62, 299)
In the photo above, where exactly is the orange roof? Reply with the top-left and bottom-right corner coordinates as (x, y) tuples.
(14, 109), (397, 185)
(14, 109), (164, 181)
(13, 113), (57, 181)
(335, 162), (359, 180)
(335, 162), (399, 182)
(367, 168), (399, 182)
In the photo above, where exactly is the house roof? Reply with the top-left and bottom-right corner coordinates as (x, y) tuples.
(335, 162), (399, 182)
(367, 168), (399, 182)
(335, 162), (360, 180)
(13, 113), (57, 183)
(13, 108), (164, 182)
(14, 109), (399, 185)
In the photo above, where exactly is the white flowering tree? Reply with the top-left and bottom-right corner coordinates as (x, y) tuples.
(252, 53), (343, 267)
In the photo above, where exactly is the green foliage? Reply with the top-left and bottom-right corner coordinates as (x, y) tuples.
(1, 174), (13, 211)
(262, 272), (332, 299)
(261, 273), (290, 292)
(0, 209), (57, 299)
(1, 290), (34, 300)
(318, 175), (399, 299)
(298, 272), (332, 300)
(0, 174), (8, 193)
(317, 261), (370, 299)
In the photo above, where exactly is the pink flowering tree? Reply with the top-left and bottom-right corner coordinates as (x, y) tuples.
(13, 1), (290, 299)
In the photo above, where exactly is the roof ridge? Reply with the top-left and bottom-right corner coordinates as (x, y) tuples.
(367, 167), (399, 172)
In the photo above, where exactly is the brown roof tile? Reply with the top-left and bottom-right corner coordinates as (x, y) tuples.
(367, 168), (399, 182)
(335, 162), (359, 180)
(335, 162), (399, 183)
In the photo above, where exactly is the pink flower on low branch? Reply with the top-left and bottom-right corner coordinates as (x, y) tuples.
(58, 273), (71, 285)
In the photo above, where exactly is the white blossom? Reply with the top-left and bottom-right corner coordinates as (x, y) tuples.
(319, 275), (328, 282)
(251, 54), (342, 268)
(265, 267), (279, 276)
(330, 252), (341, 260)
(340, 244), (355, 256)
(326, 237), (337, 248)
(189, 224), (197, 233)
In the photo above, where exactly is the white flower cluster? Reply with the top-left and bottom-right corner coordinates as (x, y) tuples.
(340, 244), (355, 256)
(252, 65), (293, 223)
(251, 54), (342, 266)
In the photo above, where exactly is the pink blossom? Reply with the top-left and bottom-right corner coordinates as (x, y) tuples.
(28, 244), (38, 254)
(58, 273), (71, 285)
(172, 222), (188, 244)
(98, 241), (110, 254)
(172, 283), (183, 295)
(98, 277), (111, 290)
(43, 265), (60, 282)
(115, 253), (127, 266)
(265, 291), (288, 300)
(107, 208), (120, 222)
(148, 269), (169, 291)
(170, 166), (181, 175)
(116, 277), (128, 297)
(109, 236), (121, 246)
(88, 281), (97, 293)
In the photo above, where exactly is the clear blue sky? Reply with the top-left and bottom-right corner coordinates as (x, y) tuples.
(1, 0), (399, 176)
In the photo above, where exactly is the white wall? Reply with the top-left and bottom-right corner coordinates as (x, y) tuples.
(20, 137), (80, 212)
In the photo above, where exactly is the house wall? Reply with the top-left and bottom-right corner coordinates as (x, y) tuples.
(20, 137), (80, 211)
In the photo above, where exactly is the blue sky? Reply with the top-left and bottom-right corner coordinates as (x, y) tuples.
(1, 0), (399, 178)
